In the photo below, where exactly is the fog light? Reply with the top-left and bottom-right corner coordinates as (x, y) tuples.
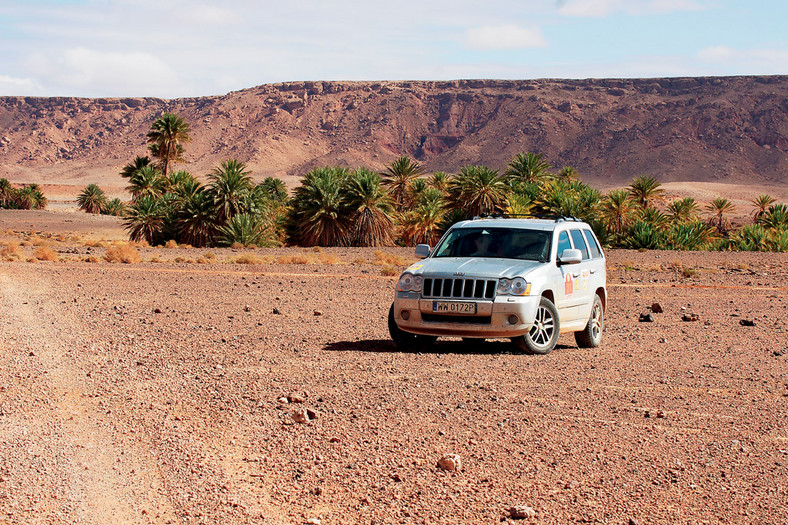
(508, 314), (519, 325)
(401, 310), (410, 321)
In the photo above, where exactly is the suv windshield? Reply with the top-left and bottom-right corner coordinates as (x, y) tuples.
(432, 227), (551, 262)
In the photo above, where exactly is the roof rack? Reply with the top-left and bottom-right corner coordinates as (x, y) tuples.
(471, 213), (582, 222)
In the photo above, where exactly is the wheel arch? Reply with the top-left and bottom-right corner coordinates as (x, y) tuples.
(595, 287), (606, 311)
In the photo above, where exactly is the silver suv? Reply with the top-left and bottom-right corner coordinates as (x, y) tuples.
(389, 217), (606, 354)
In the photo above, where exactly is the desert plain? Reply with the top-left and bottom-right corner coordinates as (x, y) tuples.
(0, 209), (787, 525)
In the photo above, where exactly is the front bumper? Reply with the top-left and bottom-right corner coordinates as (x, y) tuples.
(392, 292), (541, 338)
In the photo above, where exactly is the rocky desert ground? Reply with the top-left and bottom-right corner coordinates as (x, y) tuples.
(0, 210), (787, 524)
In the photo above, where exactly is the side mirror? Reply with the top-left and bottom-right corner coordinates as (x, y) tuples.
(414, 244), (431, 258)
(558, 248), (582, 265)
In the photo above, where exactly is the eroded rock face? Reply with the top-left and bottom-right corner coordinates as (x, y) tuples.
(2, 76), (788, 187)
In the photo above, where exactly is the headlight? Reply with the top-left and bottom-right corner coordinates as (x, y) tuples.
(497, 277), (530, 296)
(397, 273), (423, 292)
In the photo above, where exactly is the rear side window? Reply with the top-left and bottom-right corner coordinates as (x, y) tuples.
(583, 229), (603, 258)
(556, 231), (571, 258)
(569, 229), (589, 260)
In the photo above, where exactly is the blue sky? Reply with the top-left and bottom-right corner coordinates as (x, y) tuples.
(0, 0), (786, 98)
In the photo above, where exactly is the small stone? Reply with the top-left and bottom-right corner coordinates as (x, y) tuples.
(153, 308), (162, 313)
(390, 473), (403, 482)
(272, 307), (281, 315)
(650, 303), (663, 313)
(508, 505), (536, 519)
(306, 408), (318, 420)
(306, 518), (321, 525)
(638, 312), (654, 323)
(243, 304), (251, 312)
(291, 409), (310, 424)
(739, 319), (756, 327)
(437, 454), (461, 471)
(629, 518), (640, 525)
(277, 396), (289, 404)
(288, 393), (306, 403)
(313, 310), (323, 316)
(682, 313), (699, 322)
(329, 437), (341, 443)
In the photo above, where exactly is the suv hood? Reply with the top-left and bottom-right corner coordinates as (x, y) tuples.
(414, 257), (544, 279)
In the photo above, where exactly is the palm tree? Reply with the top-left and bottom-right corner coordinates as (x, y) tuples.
(288, 166), (352, 246)
(164, 170), (196, 193)
(400, 198), (446, 246)
(638, 206), (671, 230)
(257, 177), (288, 204)
(751, 194), (776, 223)
(175, 190), (216, 247)
(104, 198), (126, 217)
(556, 166), (579, 181)
(759, 203), (788, 230)
(381, 156), (424, 211)
(447, 165), (507, 217)
(218, 213), (277, 247)
(123, 195), (168, 245)
(0, 178), (14, 208)
(126, 165), (165, 202)
(345, 168), (396, 246)
(666, 197), (700, 223)
(77, 184), (108, 214)
(505, 152), (552, 184)
(707, 197), (736, 234)
(146, 113), (192, 177)
(600, 189), (636, 234)
(14, 185), (36, 210)
(207, 159), (255, 224)
(120, 156), (153, 180)
(628, 175), (664, 209)
(427, 171), (449, 193)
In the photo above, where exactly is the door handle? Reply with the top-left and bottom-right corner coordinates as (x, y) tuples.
(589, 270), (596, 274)
(571, 272), (580, 278)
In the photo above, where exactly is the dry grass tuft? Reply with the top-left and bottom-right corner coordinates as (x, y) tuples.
(174, 256), (196, 263)
(235, 253), (266, 265)
(374, 250), (407, 266)
(34, 246), (59, 261)
(352, 257), (367, 265)
(104, 244), (141, 264)
(82, 255), (100, 263)
(318, 252), (342, 265)
(230, 242), (245, 250)
(312, 246), (323, 252)
(276, 254), (310, 265)
(1, 241), (23, 261)
(203, 252), (216, 261)
(148, 255), (162, 263)
(380, 265), (399, 276)
(165, 239), (178, 249)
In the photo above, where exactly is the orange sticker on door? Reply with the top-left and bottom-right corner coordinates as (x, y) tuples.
(581, 269), (590, 291)
(564, 273), (574, 297)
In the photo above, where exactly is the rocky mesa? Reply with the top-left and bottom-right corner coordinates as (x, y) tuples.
(1, 76), (788, 191)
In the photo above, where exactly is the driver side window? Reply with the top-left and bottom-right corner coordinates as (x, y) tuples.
(556, 231), (571, 259)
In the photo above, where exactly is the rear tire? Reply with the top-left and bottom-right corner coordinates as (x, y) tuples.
(388, 303), (437, 351)
(574, 294), (604, 348)
(512, 296), (560, 354)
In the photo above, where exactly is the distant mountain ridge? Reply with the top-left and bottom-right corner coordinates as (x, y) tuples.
(1, 76), (787, 190)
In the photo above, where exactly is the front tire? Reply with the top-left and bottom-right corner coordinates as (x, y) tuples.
(512, 296), (560, 354)
(574, 294), (604, 348)
(388, 303), (438, 351)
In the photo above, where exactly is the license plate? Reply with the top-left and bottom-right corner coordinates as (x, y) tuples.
(433, 301), (476, 314)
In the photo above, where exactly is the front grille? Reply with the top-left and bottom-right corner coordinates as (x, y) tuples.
(422, 277), (496, 299)
(422, 313), (492, 325)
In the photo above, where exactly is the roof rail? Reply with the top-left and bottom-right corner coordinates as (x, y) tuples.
(470, 213), (583, 222)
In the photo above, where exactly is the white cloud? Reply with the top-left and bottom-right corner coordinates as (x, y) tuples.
(26, 47), (183, 97)
(0, 75), (44, 96)
(697, 46), (788, 73)
(559, 0), (705, 17)
(182, 5), (241, 25)
(465, 25), (547, 50)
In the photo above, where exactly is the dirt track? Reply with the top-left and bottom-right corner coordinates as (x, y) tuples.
(1, 245), (788, 524)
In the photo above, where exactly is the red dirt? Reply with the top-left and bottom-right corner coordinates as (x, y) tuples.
(0, 213), (787, 524)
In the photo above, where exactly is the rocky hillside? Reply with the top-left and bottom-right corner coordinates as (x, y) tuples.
(1, 76), (787, 190)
